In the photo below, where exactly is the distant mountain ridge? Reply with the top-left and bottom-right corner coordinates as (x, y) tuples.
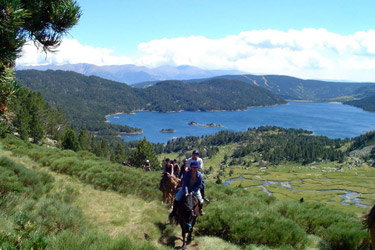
(16, 63), (245, 84)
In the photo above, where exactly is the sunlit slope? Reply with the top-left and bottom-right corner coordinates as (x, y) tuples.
(1, 135), (372, 249)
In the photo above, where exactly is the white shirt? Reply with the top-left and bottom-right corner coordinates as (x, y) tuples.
(187, 157), (204, 170)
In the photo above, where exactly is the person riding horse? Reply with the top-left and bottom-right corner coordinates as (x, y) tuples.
(187, 150), (209, 204)
(169, 160), (204, 219)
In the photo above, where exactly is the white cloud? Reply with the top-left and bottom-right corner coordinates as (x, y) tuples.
(16, 39), (133, 66)
(16, 29), (375, 81)
(136, 28), (375, 81)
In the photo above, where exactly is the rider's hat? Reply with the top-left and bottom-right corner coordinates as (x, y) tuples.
(191, 161), (201, 168)
(192, 150), (199, 155)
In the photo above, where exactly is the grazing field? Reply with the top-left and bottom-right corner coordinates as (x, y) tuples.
(205, 156), (375, 215)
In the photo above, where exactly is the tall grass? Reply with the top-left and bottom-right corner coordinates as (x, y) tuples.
(0, 150), (163, 249)
(2, 135), (161, 200)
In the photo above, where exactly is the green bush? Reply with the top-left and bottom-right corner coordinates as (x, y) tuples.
(198, 190), (307, 248)
(2, 135), (161, 200)
(198, 184), (367, 249)
(0, 156), (54, 198)
(34, 198), (85, 234)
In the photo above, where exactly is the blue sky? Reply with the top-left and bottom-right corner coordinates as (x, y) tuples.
(18, 0), (375, 81)
(70, 0), (374, 56)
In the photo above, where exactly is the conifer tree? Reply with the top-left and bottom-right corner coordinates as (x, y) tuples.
(130, 137), (160, 169)
(13, 105), (30, 140)
(100, 139), (111, 159)
(0, 0), (81, 122)
(62, 128), (79, 151)
(113, 142), (127, 164)
(78, 128), (91, 151)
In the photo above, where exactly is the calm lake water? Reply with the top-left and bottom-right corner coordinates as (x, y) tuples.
(106, 102), (375, 144)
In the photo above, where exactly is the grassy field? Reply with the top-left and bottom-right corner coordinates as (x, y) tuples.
(160, 145), (375, 216)
(205, 151), (375, 215)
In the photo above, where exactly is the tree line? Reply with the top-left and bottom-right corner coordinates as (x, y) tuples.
(8, 86), (160, 169)
(154, 126), (348, 165)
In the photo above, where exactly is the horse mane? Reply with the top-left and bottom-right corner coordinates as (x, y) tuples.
(363, 204), (375, 230)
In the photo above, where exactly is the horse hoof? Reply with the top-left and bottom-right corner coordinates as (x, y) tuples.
(181, 244), (187, 250)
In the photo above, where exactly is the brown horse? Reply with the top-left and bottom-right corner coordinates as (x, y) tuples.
(363, 205), (375, 250)
(160, 174), (179, 208)
(174, 194), (200, 250)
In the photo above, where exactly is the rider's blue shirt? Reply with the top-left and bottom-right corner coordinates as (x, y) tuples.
(182, 170), (203, 194)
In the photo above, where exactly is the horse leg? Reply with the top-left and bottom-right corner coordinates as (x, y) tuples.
(187, 217), (196, 244)
(181, 227), (187, 250)
(370, 225), (375, 250)
(170, 193), (174, 209)
(187, 228), (192, 244)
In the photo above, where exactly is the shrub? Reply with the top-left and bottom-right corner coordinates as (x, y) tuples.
(198, 184), (367, 249)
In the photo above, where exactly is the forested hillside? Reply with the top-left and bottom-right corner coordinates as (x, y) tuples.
(138, 79), (285, 112)
(15, 70), (142, 135)
(208, 75), (375, 100)
(155, 126), (347, 165)
(344, 95), (375, 112)
(16, 70), (285, 129)
(134, 74), (375, 100)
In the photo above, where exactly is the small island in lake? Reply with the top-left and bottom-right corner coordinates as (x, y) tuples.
(160, 128), (176, 133)
(188, 121), (224, 128)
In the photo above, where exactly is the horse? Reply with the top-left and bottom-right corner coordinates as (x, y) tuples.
(174, 193), (200, 250)
(160, 173), (179, 208)
(363, 204), (375, 250)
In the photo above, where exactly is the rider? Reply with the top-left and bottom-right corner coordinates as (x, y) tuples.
(160, 158), (173, 190)
(179, 158), (189, 179)
(163, 158), (173, 175)
(187, 150), (209, 203)
(173, 159), (180, 178)
(169, 160), (204, 218)
(143, 160), (151, 171)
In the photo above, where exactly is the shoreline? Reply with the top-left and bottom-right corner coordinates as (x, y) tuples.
(105, 102), (289, 118)
(119, 131), (143, 135)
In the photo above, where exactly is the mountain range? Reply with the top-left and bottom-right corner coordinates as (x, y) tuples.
(134, 74), (375, 100)
(16, 63), (245, 84)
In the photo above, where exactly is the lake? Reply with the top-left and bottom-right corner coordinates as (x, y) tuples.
(106, 102), (375, 144)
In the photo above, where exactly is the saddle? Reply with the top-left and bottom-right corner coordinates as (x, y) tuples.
(180, 194), (199, 217)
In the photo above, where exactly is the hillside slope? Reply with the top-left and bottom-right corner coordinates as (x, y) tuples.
(136, 78), (285, 112)
(135, 74), (375, 101)
(345, 95), (375, 112)
(16, 70), (285, 129)
(1, 135), (372, 249)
